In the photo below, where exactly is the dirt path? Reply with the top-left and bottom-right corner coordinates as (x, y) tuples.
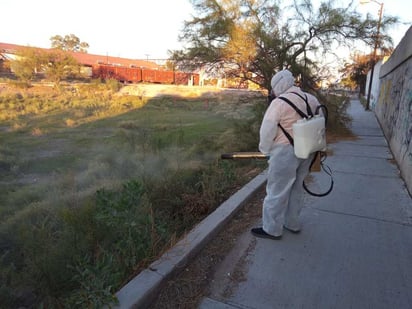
(150, 187), (266, 309)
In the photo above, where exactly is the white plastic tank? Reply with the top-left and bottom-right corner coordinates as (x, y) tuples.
(292, 115), (326, 159)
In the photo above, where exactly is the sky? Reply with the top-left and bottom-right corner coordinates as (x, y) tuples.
(354, 0), (411, 52)
(1, 0), (411, 61)
(1, 0), (194, 59)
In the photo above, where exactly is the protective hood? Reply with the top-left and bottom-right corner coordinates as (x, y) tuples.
(271, 69), (295, 96)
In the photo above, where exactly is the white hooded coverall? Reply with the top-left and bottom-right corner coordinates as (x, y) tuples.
(259, 70), (321, 237)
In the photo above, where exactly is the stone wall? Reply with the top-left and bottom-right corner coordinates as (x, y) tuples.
(375, 26), (412, 194)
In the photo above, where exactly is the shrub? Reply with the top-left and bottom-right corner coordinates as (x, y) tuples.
(0, 84), (272, 307)
(105, 78), (122, 92)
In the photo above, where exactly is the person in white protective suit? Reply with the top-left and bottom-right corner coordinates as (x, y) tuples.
(251, 69), (322, 240)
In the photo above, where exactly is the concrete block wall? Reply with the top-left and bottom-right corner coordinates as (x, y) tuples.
(375, 26), (412, 195)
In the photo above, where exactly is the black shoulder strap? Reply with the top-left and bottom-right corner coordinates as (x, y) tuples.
(278, 124), (294, 146)
(290, 92), (313, 117)
(316, 104), (328, 126)
(277, 96), (308, 119)
(276, 96), (306, 146)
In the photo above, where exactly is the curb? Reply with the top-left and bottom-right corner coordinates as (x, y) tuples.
(114, 170), (267, 308)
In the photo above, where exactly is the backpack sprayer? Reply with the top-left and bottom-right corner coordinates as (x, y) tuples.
(220, 92), (334, 197)
(220, 150), (333, 197)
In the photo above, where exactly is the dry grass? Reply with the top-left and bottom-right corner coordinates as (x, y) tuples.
(0, 81), (267, 307)
(0, 81), (352, 307)
(151, 188), (265, 309)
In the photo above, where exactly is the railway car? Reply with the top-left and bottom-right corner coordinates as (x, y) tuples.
(141, 69), (175, 84)
(92, 64), (200, 86)
(92, 65), (142, 83)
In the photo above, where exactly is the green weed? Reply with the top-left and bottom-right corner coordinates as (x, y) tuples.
(0, 84), (267, 307)
(0, 83), (351, 307)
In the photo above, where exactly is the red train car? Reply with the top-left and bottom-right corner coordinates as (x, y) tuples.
(192, 73), (200, 85)
(174, 72), (200, 85)
(92, 65), (142, 83)
(92, 64), (200, 86)
(141, 69), (175, 84)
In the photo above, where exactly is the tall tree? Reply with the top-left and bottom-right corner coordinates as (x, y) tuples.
(50, 34), (89, 53)
(340, 53), (370, 93)
(10, 47), (81, 86)
(339, 49), (390, 94)
(10, 47), (46, 83)
(173, 0), (399, 91)
(42, 50), (80, 86)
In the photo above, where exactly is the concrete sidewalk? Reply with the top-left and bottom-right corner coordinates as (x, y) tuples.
(199, 99), (412, 309)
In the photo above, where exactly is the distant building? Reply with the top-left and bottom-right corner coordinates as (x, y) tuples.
(0, 42), (161, 77)
(0, 42), (200, 86)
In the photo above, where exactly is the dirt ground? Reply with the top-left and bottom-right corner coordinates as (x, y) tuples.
(150, 187), (266, 309)
(119, 84), (266, 99)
